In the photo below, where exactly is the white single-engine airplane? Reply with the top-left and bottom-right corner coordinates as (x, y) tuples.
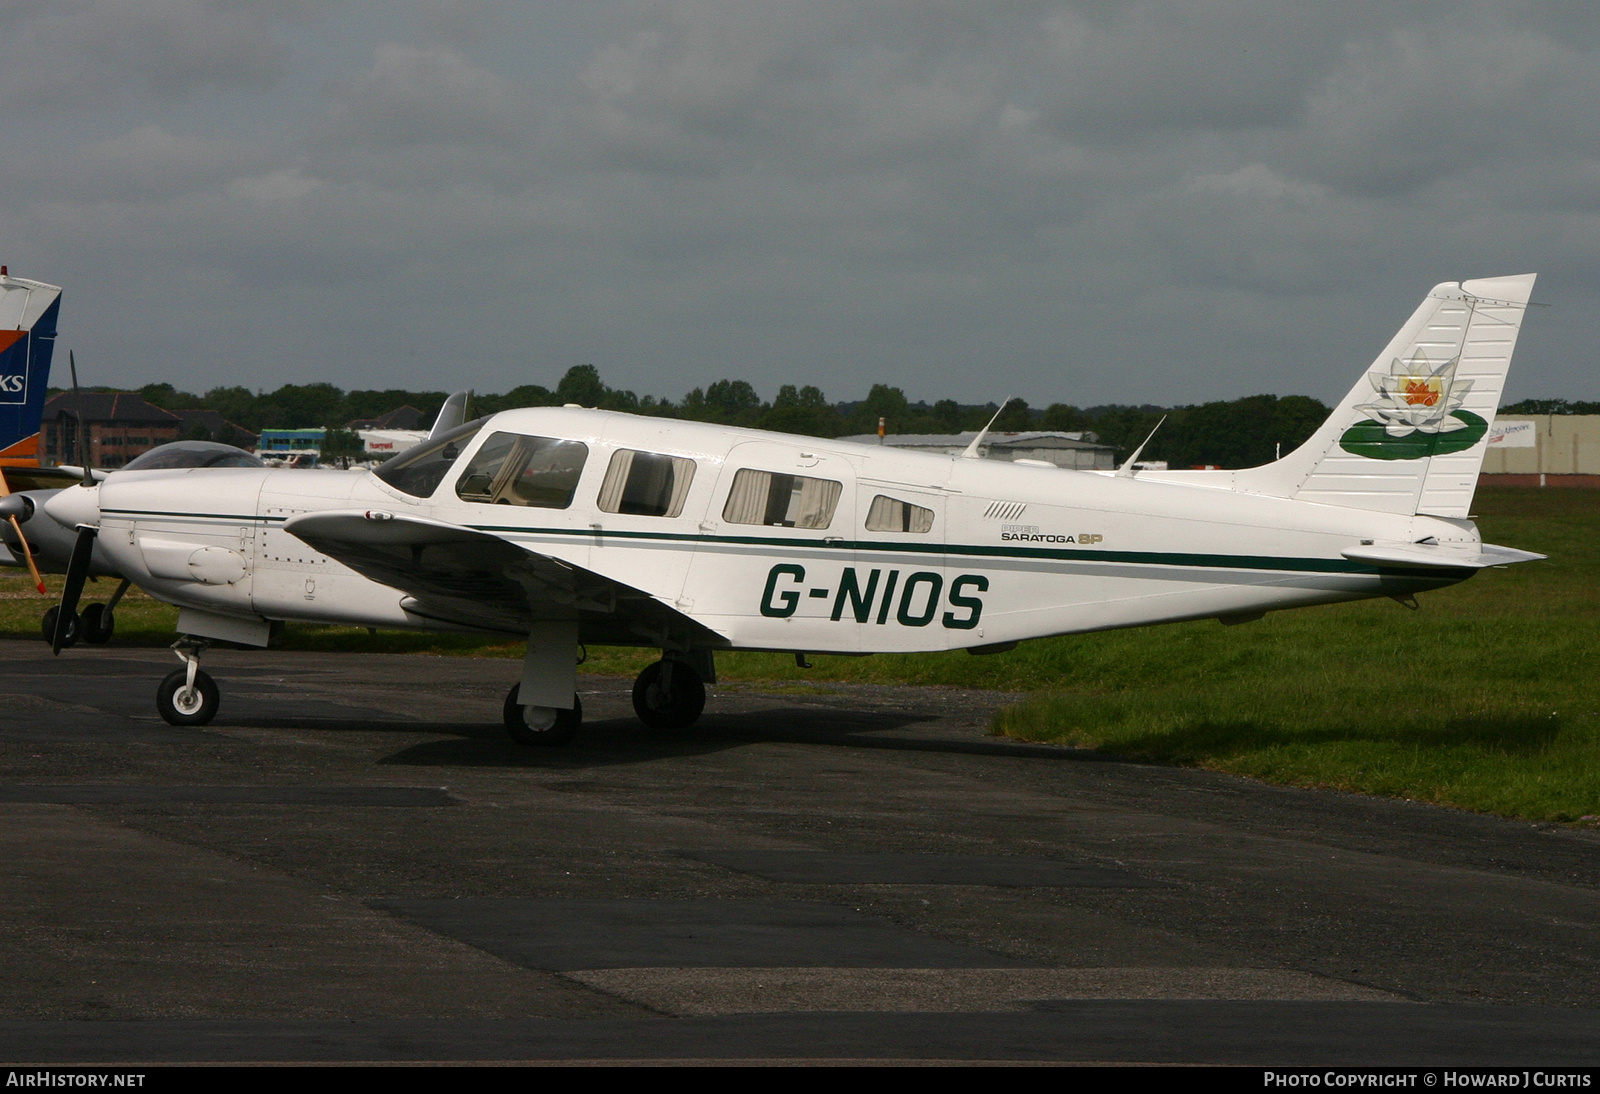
(31, 274), (1544, 742)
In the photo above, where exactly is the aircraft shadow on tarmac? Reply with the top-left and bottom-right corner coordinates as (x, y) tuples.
(369, 707), (1110, 769)
(371, 708), (941, 769)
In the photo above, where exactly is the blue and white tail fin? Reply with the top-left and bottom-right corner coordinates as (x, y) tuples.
(1235, 274), (1536, 518)
(0, 267), (63, 468)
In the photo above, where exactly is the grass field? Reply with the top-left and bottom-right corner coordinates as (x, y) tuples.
(3, 485), (1595, 821)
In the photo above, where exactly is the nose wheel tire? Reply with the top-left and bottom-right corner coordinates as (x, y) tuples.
(40, 606), (78, 648)
(156, 668), (220, 726)
(632, 660), (706, 729)
(80, 603), (114, 644)
(503, 685), (582, 746)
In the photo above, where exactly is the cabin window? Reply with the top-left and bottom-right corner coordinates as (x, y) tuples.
(454, 431), (589, 509)
(865, 495), (935, 533)
(723, 469), (842, 529)
(374, 420), (485, 498)
(597, 449), (696, 518)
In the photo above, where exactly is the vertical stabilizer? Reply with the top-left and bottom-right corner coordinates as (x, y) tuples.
(1235, 274), (1535, 517)
(0, 270), (63, 467)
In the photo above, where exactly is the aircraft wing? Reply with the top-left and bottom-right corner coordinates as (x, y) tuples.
(284, 510), (727, 647)
(1, 467), (92, 492)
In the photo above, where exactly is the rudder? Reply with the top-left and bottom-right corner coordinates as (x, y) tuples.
(0, 268), (63, 468)
(1237, 274), (1536, 517)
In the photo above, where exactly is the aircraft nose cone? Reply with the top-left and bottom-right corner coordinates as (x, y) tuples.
(43, 483), (101, 530)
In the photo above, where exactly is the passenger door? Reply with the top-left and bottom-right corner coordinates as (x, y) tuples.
(682, 441), (860, 652)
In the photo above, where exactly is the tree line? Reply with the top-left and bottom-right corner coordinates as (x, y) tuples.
(70, 363), (1382, 469)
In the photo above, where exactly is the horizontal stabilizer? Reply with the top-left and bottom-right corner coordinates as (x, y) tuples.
(1340, 541), (1546, 570)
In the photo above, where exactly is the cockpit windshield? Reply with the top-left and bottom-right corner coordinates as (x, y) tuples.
(122, 441), (265, 470)
(372, 419), (486, 498)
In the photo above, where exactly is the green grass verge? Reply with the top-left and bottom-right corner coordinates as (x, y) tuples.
(3, 486), (1594, 821)
(991, 487), (1600, 823)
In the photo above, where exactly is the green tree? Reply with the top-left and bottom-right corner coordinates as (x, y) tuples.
(477, 384), (557, 416)
(203, 386), (260, 430)
(850, 384), (910, 434)
(253, 383), (346, 430)
(556, 365), (606, 406)
(321, 428), (364, 463)
(994, 397), (1033, 432)
(140, 382), (203, 410)
(764, 384), (843, 437)
(1040, 403), (1089, 432)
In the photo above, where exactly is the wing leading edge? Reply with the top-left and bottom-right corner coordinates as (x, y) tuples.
(284, 510), (727, 648)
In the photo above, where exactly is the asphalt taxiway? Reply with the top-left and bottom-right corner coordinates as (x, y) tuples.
(1, 640), (1597, 1065)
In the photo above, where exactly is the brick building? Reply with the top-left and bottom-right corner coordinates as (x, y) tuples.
(41, 393), (182, 469)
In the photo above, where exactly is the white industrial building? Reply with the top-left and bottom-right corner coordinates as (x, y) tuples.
(838, 430), (1116, 470)
(1480, 415), (1600, 486)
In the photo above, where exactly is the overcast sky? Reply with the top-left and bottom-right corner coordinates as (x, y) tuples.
(3, 1), (1597, 408)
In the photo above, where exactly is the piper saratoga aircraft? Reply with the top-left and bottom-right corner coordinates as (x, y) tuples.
(29, 274), (1543, 742)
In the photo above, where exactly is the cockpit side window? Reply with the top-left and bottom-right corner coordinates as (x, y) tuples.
(722, 469), (842, 529)
(865, 495), (935, 533)
(597, 449), (696, 518)
(454, 431), (589, 508)
(373, 420), (485, 498)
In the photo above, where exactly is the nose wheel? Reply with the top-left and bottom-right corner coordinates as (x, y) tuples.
(157, 638), (219, 726)
(632, 658), (706, 729)
(40, 606), (77, 648)
(41, 579), (129, 647)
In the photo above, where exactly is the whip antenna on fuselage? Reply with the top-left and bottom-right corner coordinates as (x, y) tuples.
(961, 398), (1013, 460)
(1116, 415), (1166, 478)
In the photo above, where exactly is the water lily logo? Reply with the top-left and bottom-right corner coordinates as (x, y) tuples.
(1338, 352), (1487, 461)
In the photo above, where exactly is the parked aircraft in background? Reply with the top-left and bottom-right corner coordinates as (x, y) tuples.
(0, 267), (67, 599)
(17, 275), (1544, 743)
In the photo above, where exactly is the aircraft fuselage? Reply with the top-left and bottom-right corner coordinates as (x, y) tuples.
(78, 407), (1479, 655)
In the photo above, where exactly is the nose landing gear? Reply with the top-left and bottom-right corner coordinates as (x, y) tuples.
(40, 578), (129, 647)
(156, 638), (219, 726)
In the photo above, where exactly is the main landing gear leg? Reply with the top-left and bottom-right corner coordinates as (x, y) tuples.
(156, 637), (219, 726)
(504, 620), (582, 747)
(632, 651), (709, 729)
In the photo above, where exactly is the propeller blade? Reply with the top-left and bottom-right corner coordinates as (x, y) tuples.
(0, 470), (44, 593)
(6, 516), (46, 595)
(52, 525), (97, 655)
(69, 351), (93, 488)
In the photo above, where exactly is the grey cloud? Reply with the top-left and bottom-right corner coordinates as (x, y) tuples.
(0, 1), (320, 107)
(415, 0), (513, 45)
(319, 43), (535, 150)
(6, 1), (1600, 406)
(1290, 19), (1600, 196)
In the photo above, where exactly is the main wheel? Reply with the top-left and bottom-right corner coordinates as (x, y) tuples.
(40, 606), (78, 648)
(80, 603), (114, 644)
(631, 659), (706, 729)
(503, 684), (582, 746)
(156, 668), (220, 726)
